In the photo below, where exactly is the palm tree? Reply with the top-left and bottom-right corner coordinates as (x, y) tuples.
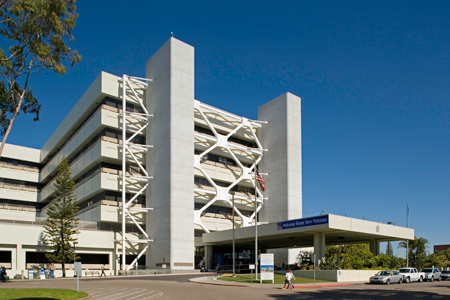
(398, 236), (429, 270)
(426, 253), (446, 269)
(437, 249), (450, 269)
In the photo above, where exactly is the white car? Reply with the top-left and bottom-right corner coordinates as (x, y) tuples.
(398, 267), (424, 283)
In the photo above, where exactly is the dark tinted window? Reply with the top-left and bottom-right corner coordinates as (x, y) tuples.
(399, 269), (410, 273)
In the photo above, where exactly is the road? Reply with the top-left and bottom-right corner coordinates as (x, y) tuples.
(1, 274), (450, 299)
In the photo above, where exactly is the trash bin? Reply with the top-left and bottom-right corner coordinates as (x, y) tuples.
(40, 268), (45, 279)
(28, 269), (34, 280)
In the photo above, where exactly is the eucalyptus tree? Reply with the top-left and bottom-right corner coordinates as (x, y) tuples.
(0, 0), (81, 156)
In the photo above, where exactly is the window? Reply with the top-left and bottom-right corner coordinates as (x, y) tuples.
(218, 157), (227, 164)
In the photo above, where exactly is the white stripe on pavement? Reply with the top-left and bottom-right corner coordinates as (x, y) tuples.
(126, 290), (156, 300)
(87, 288), (130, 297)
(95, 289), (144, 300)
(145, 292), (164, 299)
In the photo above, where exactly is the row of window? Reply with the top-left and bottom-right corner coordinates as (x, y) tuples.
(195, 150), (252, 168)
(194, 177), (255, 195)
(40, 96), (143, 166)
(0, 178), (41, 191)
(41, 127), (145, 192)
(77, 191), (145, 212)
(194, 125), (257, 148)
(41, 164), (145, 208)
(0, 198), (43, 211)
(194, 203), (253, 217)
(0, 157), (40, 170)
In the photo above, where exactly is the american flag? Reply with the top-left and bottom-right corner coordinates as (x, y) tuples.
(256, 169), (266, 191)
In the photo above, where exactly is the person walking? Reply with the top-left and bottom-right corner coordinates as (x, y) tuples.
(49, 263), (55, 279)
(282, 269), (291, 289)
(289, 269), (296, 289)
(0, 265), (6, 282)
(100, 264), (107, 277)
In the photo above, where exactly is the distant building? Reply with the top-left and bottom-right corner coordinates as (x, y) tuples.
(434, 244), (450, 254)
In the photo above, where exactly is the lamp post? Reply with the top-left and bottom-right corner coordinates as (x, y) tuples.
(73, 241), (78, 277)
(231, 191), (236, 277)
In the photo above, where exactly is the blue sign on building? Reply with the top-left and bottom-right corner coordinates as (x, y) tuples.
(277, 215), (329, 230)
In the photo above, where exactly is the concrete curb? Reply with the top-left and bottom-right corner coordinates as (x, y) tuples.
(292, 283), (359, 288)
(77, 293), (91, 300)
(79, 272), (214, 280)
(188, 278), (247, 287)
(189, 276), (366, 289)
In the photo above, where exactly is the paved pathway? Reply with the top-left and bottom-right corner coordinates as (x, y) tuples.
(83, 287), (163, 299)
(1, 274), (450, 299)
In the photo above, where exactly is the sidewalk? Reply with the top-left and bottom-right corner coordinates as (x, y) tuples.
(188, 276), (366, 289)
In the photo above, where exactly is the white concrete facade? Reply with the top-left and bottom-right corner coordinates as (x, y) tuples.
(145, 38), (195, 269)
(0, 37), (414, 278)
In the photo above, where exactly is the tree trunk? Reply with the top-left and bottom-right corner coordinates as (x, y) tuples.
(62, 262), (65, 277)
(0, 104), (20, 157)
(0, 57), (33, 157)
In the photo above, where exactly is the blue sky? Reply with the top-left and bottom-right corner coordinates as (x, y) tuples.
(3, 1), (449, 256)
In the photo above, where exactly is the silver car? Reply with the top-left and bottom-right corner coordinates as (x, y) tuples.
(370, 270), (404, 285)
(422, 268), (442, 282)
(441, 270), (450, 281)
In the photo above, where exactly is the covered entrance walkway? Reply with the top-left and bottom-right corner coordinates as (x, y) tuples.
(199, 214), (414, 269)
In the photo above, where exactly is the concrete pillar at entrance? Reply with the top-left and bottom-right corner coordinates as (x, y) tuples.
(370, 240), (380, 255)
(313, 233), (326, 263)
(204, 246), (213, 271)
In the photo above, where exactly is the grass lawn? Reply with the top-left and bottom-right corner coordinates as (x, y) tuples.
(218, 273), (331, 284)
(0, 288), (88, 300)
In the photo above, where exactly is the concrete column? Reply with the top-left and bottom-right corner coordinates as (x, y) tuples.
(258, 93), (302, 223)
(109, 249), (114, 276)
(16, 244), (25, 275)
(370, 240), (380, 255)
(146, 38), (195, 270)
(313, 233), (326, 263)
(204, 245), (213, 271)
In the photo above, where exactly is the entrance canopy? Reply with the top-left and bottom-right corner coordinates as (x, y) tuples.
(201, 214), (414, 258)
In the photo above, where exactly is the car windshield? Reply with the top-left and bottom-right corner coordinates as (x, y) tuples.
(376, 271), (391, 276)
(442, 271), (450, 274)
(422, 268), (432, 272)
(399, 269), (410, 273)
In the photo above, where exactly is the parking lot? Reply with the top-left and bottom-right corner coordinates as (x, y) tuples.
(1, 274), (450, 299)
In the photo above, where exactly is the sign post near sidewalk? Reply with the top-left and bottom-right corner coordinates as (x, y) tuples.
(260, 253), (274, 284)
(74, 262), (82, 292)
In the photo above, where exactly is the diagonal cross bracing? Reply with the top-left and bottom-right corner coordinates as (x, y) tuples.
(119, 74), (154, 271)
(193, 100), (268, 233)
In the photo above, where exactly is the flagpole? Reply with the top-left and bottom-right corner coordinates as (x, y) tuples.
(406, 201), (409, 267)
(254, 165), (258, 281)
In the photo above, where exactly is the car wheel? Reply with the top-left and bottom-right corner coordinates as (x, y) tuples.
(419, 277), (423, 283)
(406, 277), (411, 283)
(386, 279), (390, 285)
(430, 276), (434, 282)
(398, 278), (402, 284)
